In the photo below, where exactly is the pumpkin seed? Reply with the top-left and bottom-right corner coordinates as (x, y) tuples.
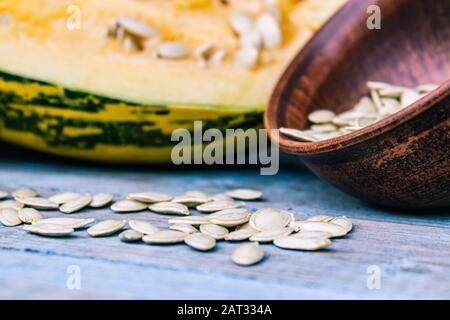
(18, 197), (58, 210)
(249, 208), (293, 231)
(274, 236), (331, 251)
(185, 232), (216, 251)
(240, 28), (262, 49)
(60, 194), (92, 214)
(256, 12), (282, 48)
(90, 193), (113, 208)
(87, 220), (126, 237)
(0, 190), (8, 199)
(381, 97), (401, 110)
(291, 221), (347, 238)
(149, 202), (189, 215)
(209, 211), (250, 227)
(401, 89), (421, 108)
(225, 188), (262, 200)
(128, 220), (159, 235)
(0, 200), (24, 210)
(119, 229), (143, 243)
(249, 227), (293, 243)
(23, 224), (74, 237)
(171, 195), (209, 207)
(170, 223), (198, 234)
(331, 116), (353, 127)
(370, 89), (383, 111)
(48, 192), (81, 205)
(18, 208), (44, 224)
(12, 188), (38, 199)
(225, 228), (257, 241)
(379, 103), (399, 118)
(279, 128), (318, 142)
(354, 116), (378, 127)
(199, 223), (229, 240)
(306, 215), (334, 223)
(330, 216), (353, 233)
(167, 216), (210, 226)
(236, 45), (259, 69)
(142, 230), (186, 244)
(111, 199), (147, 213)
(354, 97), (376, 113)
(116, 17), (156, 38)
(310, 123), (338, 133)
(232, 242), (264, 266)
(236, 222), (255, 230)
(310, 131), (341, 141)
(337, 110), (367, 121)
(127, 192), (172, 203)
(36, 217), (95, 229)
(308, 110), (336, 124)
(0, 208), (21, 227)
(229, 11), (253, 35)
(339, 126), (362, 134)
(378, 86), (405, 98)
(285, 81), (438, 141)
(196, 200), (241, 213)
(292, 231), (332, 239)
(157, 42), (189, 59)
(208, 207), (250, 219)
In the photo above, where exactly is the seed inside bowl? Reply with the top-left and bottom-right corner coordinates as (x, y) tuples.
(280, 81), (438, 142)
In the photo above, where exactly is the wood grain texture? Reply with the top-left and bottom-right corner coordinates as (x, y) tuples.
(265, 0), (450, 209)
(0, 143), (450, 299)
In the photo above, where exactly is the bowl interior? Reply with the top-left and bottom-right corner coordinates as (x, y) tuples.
(268, 0), (450, 144)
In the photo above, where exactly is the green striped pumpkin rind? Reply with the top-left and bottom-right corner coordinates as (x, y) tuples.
(0, 71), (263, 150)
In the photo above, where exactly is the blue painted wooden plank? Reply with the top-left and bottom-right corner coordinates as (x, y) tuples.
(1, 158), (449, 228)
(1, 215), (450, 299)
(1, 142), (450, 299)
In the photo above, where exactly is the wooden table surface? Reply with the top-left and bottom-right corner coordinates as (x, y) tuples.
(1, 142), (449, 300)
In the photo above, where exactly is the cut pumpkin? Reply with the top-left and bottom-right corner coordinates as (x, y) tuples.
(0, 0), (345, 163)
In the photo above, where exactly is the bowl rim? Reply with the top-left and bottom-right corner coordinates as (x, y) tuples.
(264, 0), (450, 155)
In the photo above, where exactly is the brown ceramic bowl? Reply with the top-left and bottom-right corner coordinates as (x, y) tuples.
(265, 0), (450, 209)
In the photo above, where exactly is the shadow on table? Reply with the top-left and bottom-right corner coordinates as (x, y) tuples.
(0, 140), (306, 173)
(2, 141), (448, 219)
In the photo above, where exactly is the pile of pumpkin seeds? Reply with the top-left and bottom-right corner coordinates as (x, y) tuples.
(229, 0), (282, 69)
(280, 81), (439, 142)
(106, 0), (282, 69)
(0, 187), (352, 267)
